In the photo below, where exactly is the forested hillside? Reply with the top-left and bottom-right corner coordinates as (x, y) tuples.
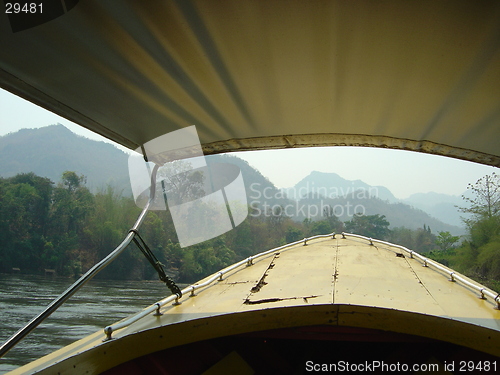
(2, 170), (495, 287)
(293, 194), (461, 234)
(427, 173), (500, 290)
(0, 125), (131, 194)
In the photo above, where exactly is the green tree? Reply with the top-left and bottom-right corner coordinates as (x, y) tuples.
(178, 237), (236, 282)
(344, 214), (390, 240)
(225, 219), (256, 258)
(323, 205), (344, 233)
(414, 225), (436, 253)
(265, 205), (288, 239)
(456, 216), (500, 278)
(310, 220), (332, 236)
(440, 173), (500, 290)
(159, 160), (205, 205)
(459, 172), (500, 221)
(285, 226), (303, 243)
(50, 171), (93, 234)
(163, 240), (183, 269)
(83, 186), (144, 279)
(435, 231), (460, 252)
(388, 227), (415, 249)
(0, 173), (54, 272)
(48, 172), (94, 274)
(475, 237), (500, 282)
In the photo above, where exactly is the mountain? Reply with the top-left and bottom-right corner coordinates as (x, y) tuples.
(0, 125), (290, 208)
(402, 192), (467, 227)
(0, 125), (132, 194)
(284, 171), (398, 202)
(1, 126), (464, 235)
(295, 194), (463, 235)
(205, 153), (294, 210)
(283, 171), (464, 235)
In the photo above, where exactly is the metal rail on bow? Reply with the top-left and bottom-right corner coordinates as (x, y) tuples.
(341, 232), (500, 308)
(103, 233), (333, 340)
(103, 232), (500, 341)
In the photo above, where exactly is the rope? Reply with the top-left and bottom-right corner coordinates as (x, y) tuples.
(129, 229), (182, 298)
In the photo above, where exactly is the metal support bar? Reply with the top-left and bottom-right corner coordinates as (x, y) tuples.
(0, 200), (151, 358)
(0, 164), (160, 358)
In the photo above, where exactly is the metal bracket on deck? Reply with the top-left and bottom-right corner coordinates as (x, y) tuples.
(189, 286), (196, 297)
(103, 327), (113, 342)
(479, 288), (487, 300)
(153, 303), (163, 316)
(172, 296), (181, 306)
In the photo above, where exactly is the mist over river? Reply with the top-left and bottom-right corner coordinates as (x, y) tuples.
(0, 274), (178, 374)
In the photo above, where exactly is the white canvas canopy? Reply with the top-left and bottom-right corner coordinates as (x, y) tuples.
(1, 0), (499, 166)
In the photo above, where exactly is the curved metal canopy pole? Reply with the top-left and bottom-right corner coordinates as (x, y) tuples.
(0, 164), (160, 358)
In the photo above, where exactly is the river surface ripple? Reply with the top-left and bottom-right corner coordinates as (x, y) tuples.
(0, 273), (177, 374)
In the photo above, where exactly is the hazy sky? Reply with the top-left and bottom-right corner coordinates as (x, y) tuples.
(1, 89), (497, 199)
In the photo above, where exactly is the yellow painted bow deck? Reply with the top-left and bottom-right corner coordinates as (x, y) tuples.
(10, 234), (500, 374)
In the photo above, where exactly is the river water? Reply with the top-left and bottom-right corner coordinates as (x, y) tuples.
(0, 273), (179, 374)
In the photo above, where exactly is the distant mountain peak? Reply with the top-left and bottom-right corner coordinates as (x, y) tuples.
(284, 170), (396, 202)
(309, 170), (340, 177)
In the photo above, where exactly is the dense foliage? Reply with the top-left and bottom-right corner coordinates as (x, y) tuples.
(1, 171), (498, 289)
(427, 173), (500, 290)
